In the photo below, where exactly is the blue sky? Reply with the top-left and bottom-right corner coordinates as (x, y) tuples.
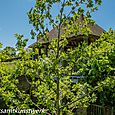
(0, 0), (115, 48)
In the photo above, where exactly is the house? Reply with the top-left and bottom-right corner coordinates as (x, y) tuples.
(28, 15), (105, 83)
(28, 15), (105, 57)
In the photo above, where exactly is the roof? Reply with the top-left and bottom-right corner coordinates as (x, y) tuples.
(29, 16), (105, 48)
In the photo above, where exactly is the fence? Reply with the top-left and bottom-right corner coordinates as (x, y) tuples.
(87, 104), (114, 115)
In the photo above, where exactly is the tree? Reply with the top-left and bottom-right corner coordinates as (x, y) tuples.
(0, 42), (2, 49)
(15, 33), (28, 50)
(27, 0), (102, 114)
(1, 0), (115, 115)
(67, 29), (115, 107)
(0, 46), (16, 61)
(1, 30), (114, 114)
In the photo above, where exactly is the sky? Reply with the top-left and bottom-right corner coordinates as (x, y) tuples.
(0, 0), (115, 48)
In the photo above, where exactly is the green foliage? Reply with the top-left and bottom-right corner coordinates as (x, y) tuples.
(0, 46), (16, 61)
(0, 30), (114, 114)
(26, 1), (103, 113)
(0, 42), (2, 49)
(68, 30), (115, 106)
(15, 33), (28, 50)
(27, 0), (102, 41)
(1, 0), (115, 115)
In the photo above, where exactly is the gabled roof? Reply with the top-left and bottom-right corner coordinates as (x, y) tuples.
(29, 16), (105, 48)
